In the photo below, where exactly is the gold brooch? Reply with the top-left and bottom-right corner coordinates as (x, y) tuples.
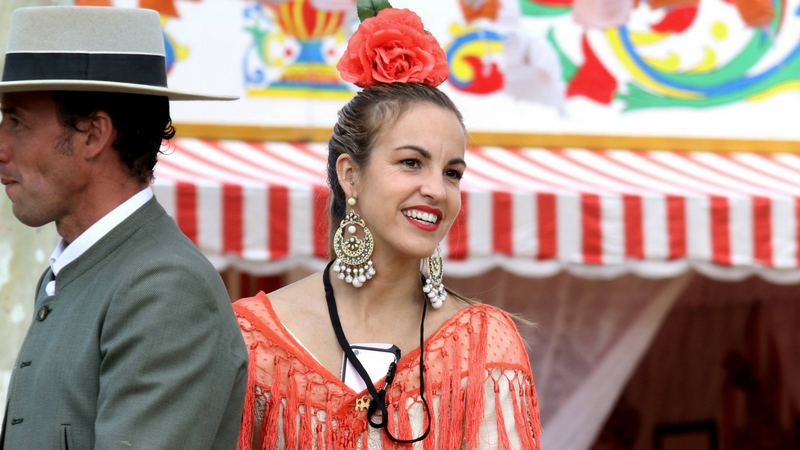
(355, 395), (371, 411)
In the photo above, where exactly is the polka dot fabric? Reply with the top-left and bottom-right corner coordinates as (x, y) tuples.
(234, 292), (542, 450)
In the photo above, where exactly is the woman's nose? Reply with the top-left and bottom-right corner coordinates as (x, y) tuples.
(420, 173), (447, 201)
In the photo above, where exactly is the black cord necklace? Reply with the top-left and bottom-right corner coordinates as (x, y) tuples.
(323, 260), (432, 443)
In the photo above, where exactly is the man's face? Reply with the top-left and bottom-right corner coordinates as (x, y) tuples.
(0, 92), (84, 227)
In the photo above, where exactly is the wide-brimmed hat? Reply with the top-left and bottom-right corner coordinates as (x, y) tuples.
(0, 6), (236, 101)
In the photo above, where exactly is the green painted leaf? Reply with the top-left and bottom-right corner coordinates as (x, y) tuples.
(520, 0), (571, 17)
(547, 28), (577, 82)
(357, 0), (392, 22)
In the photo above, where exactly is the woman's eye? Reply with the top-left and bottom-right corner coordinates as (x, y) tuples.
(445, 169), (463, 180)
(402, 159), (420, 168)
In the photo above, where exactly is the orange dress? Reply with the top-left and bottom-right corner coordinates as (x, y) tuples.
(234, 292), (542, 450)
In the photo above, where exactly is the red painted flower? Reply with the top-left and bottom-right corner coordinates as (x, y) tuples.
(336, 8), (449, 88)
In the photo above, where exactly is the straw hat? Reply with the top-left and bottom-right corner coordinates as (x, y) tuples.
(0, 6), (237, 101)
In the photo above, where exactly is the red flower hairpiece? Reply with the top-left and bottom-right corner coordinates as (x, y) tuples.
(336, 7), (450, 89)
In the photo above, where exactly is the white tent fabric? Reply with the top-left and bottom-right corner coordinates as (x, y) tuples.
(152, 139), (800, 282)
(537, 272), (693, 450)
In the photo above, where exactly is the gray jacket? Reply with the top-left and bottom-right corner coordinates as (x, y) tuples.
(1, 198), (248, 449)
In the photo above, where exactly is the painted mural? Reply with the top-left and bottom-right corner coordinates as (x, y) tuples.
(162, 16), (189, 74)
(242, 0), (354, 99)
(142, 0), (800, 138)
(447, 24), (507, 95)
(445, 0), (800, 112)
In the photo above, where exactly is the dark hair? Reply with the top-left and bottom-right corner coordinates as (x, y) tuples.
(326, 82), (465, 250)
(49, 91), (175, 183)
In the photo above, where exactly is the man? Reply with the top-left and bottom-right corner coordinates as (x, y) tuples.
(0, 6), (248, 449)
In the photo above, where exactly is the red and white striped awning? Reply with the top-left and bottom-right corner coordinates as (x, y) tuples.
(152, 139), (800, 282)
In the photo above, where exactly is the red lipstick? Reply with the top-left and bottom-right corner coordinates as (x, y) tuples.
(402, 205), (442, 232)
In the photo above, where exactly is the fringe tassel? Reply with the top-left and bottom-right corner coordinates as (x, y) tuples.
(449, 342), (465, 450)
(422, 360), (437, 450)
(397, 392), (413, 447)
(464, 313), (489, 450)
(238, 348), (258, 450)
(509, 381), (537, 450)
(283, 369), (299, 450)
(361, 427), (369, 450)
(259, 398), (273, 450)
(261, 364), (283, 450)
(527, 382), (543, 449)
(324, 401), (334, 450)
(316, 422), (325, 450)
(382, 395), (397, 450)
(298, 394), (314, 450)
(493, 381), (513, 450)
(438, 352), (453, 450)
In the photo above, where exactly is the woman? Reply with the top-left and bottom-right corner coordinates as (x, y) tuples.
(233, 7), (541, 450)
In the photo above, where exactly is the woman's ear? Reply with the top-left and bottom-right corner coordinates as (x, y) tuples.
(336, 153), (358, 197)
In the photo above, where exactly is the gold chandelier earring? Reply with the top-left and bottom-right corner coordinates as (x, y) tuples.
(333, 196), (375, 288)
(423, 245), (446, 308)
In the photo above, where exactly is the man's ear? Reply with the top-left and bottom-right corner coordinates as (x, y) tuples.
(336, 153), (359, 197)
(79, 110), (115, 160)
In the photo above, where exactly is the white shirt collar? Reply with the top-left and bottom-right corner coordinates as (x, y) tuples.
(46, 187), (153, 295)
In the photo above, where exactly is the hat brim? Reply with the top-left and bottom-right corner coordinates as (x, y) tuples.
(0, 79), (238, 101)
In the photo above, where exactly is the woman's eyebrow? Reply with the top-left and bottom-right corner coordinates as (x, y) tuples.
(449, 158), (467, 167)
(394, 145), (432, 160)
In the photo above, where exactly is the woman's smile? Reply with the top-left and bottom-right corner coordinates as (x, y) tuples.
(402, 205), (442, 231)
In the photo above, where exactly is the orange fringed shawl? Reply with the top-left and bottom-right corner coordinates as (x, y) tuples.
(234, 292), (542, 450)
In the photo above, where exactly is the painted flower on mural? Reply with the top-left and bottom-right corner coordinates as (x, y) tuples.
(336, 8), (449, 88)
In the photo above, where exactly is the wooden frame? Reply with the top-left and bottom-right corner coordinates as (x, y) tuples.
(173, 123), (800, 153)
(654, 421), (718, 450)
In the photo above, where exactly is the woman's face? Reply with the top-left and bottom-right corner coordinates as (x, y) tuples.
(352, 102), (466, 261)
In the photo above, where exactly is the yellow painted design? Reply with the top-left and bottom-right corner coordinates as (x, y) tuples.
(176, 45), (189, 61)
(322, 12), (336, 36)
(711, 21), (728, 41)
(281, 62), (340, 78)
(247, 88), (354, 100)
(747, 80), (800, 101)
(451, 40), (504, 80)
(280, 3), (296, 37)
(293, 0), (309, 39)
(312, 10), (326, 37)
(161, 16), (189, 64)
(450, 23), (467, 36)
(264, 32), (288, 67)
(325, 12), (344, 36)
(642, 52), (681, 72)
(630, 31), (670, 46)
(686, 47), (717, 74)
(605, 28), (701, 99)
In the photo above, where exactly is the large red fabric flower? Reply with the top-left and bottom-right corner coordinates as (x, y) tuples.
(337, 8), (449, 88)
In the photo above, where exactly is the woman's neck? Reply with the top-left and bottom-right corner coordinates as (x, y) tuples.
(331, 250), (424, 322)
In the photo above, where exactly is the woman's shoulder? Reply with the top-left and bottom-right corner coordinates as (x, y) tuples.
(234, 273), (324, 316)
(451, 302), (520, 333)
(233, 291), (268, 313)
(444, 302), (530, 368)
